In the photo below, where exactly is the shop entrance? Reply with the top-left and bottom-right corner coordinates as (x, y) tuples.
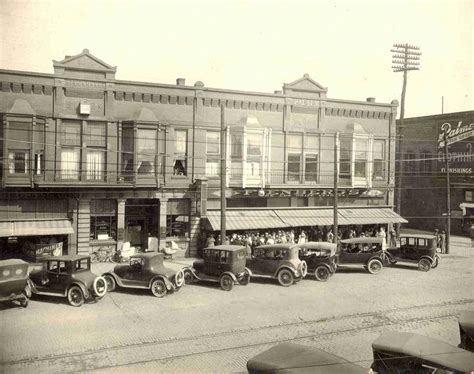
(125, 199), (159, 251)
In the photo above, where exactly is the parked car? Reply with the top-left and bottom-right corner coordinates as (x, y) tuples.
(183, 245), (250, 291)
(103, 252), (184, 297)
(337, 237), (387, 274)
(247, 342), (367, 373)
(29, 255), (107, 307)
(459, 310), (474, 352)
(246, 244), (307, 287)
(0, 259), (32, 308)
(371, 331), (474, 373)
(297, 242), (337, 281)
(386, 234), (440, 271)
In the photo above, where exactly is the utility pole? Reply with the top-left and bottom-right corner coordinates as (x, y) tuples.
(444, 133), (451, 254)
(391, 43), (421, 235)
(220, 104), (226, 245)
(334, 132), (339, 246)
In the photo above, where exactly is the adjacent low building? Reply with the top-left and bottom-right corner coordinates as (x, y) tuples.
(0, 49), (405, 260)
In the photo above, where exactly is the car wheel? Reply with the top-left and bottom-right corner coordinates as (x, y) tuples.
(220, 274), (234, 291)
(174, 270), (185, 288)
(151, 279), (167, 298)
(367, 259), (383, 274)
(418, 258), (431, 272)
(314, 266), (330, 282)
(67, 286), (85, 307)
(93, 277), (107, 298)
(184, 270), (195, 284)
(301, 261), (308, 278)
(277, 269), (294, 287)
(431, 256), (439, 269)
(104, 275), (116, 292)
(20, 293), (29, 308)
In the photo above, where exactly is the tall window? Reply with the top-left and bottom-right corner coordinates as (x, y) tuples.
(206, 131), (220, 177)
(247, 133), (262, 177)
(339, 137), (352, 180)
(305, 135), (319, 182)
(86, 123), (106, 181)
(373, 139), (385, 180)
(61, 121), (81, 180)
(137, 128), (156, 175)
(354, 138), (368, 178)
(230, 134), (243, 178)
(90, 199), (117, 241)
(34, 152), (44, 175)
(287, 134), (302, 182)
(158, 129), (166, 176)
(173, 130), (187, 176)
(8, 150), (29, 174)
(121, 127), (134, 181)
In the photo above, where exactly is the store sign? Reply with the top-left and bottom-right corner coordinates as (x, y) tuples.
(35, 242), (63, 256)
(437, 120), (474, 174)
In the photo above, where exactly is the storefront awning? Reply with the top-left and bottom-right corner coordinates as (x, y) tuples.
(0, 220), (74, 237)
(205, 207), (407, 231)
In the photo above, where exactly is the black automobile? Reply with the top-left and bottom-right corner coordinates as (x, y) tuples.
(103, 252), (184, 297)
(386, 234), (440, 271)
(459, 310), (474, 352)
(337, 237), (387, 274)
(0, 259), (32, 308)
(297, 242), (337, 281)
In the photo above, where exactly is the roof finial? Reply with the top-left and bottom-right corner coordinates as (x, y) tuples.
(303, 73), (309, 78)
(83, 48), (89, 54)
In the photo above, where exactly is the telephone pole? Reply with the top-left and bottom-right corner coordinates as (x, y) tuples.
(220, 104), (227, 245)
(391, 43), (421, 233)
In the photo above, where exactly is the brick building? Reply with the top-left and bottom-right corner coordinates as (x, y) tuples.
(0, 49), (405, 259)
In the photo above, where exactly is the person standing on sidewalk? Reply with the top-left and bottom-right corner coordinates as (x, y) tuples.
(439, 231), (446, 254)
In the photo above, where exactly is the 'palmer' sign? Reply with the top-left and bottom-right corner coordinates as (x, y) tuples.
(437, 120), (473, 174)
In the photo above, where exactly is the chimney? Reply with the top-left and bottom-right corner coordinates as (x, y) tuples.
(366, 97), (375, 103)
(176, 78), (185, 86)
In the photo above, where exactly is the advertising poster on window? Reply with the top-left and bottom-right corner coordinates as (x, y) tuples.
(437, 119), (473, 175)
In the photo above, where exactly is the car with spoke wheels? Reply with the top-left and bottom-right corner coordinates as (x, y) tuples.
(102, 253), (184, 298)
(386, 234), (440, 271)
(29, 255), (107, 307)
(336, 238), (387, 274)
(370, 331), (474, 373)
(183, 245), (250, 291)
(246, 244), (307, 287)
(0, 259), (32, 308)
(297, 242), (337, 281)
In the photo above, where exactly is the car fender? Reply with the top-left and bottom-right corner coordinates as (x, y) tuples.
(27, 278), (38, 294)
(419, 255), (434, 264)
(103, 272), (124, 287)
(220, 271), (238, 283)
(315, 263), (333, 272)
(367, 255), (385, 266)
(70, 282), (90, 300)
(274, 266), (298, 278)
(149, 275), (173, 291)
(244, 267), (253, 276)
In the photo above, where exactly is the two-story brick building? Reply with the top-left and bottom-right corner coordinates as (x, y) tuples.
(0, 49), (405, 260)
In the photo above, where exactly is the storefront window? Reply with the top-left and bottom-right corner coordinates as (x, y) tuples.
(166, 215), (189, 237)
(137, 128), (156, 175)
(90, 200), (117, 241)
(206, 131), (220, 177)
(173, 130), (187, 176)
(8, 150), (29, 174)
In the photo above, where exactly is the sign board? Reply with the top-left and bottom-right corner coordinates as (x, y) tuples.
(437, 119), (473, 174)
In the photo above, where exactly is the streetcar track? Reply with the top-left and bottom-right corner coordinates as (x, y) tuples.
(2, 298), (472, 371)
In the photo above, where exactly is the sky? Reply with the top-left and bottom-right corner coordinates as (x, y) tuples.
(0, 0), (472, 118)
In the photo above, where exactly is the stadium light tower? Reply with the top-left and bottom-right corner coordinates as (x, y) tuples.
(391, 43), (421, 229)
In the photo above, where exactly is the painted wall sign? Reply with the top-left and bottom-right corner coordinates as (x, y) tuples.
(437, 120), (474, 174)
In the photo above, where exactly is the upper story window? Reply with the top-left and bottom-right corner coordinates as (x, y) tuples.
(173, 130), (187, 176)
(287, 134), (302, 182)
(247, 133), (263, 176)
(206, 131), (220, 177)
(86, 122), (106, 181)
(373, 139), (385, 180)
(61, 121), (81, 180)
(61, 121), (81, 146)
(8, 150), (29, 174)
(338, 126), (372, 186)
(158, 129), (166, 176)
(305, 135), (319, 183)
(339, 137), (352, 180)
(121, 127), (134, 181)
(354, 138), (368, 178)
(465, 190), (473, 202)
(137, 128), (156, 175)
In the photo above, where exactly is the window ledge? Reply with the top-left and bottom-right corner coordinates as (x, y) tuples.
(90, 239), (117, 245)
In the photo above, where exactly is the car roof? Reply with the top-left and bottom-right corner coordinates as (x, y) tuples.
(340, 237), (384, 244)
(203, 245), (246, 252)
(400, 234), (436, 240)
(298, 242), (337, 251)
(247, 343), (367, 373)
(0, 259), (29, 267)
(255, 244), (299, 250)
(372, 332), (474, 372)
(43, 255), (90, 262)
(459, 311), (474, 336)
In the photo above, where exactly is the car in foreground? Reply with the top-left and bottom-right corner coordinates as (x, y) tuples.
(0, 259), (32, 308)
(337, 237), (387, 274)
(459, 310), (474, 352)
(371, 331), (474, 373)
(246, 244), (307, 287)
(247, 342), (367, 373)
(386, 234), (440, 271)
(29, 255), (107, 307)
(297, 242), (337, 281)
(183, 245), (250, 291)
(103, 252), (184, 297)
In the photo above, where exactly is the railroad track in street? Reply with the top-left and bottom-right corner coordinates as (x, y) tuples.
(2, 298), (473, 373)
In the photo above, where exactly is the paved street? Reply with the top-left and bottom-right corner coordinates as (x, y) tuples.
(1, 235), (472, 373)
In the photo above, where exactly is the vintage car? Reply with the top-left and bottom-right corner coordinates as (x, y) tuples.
(183, 245), (250, 291)
(247, 342), (367, 373)
(386, 234), (440, 271)
(103, 252), (184, 297)
(0, 259), (32, 308)
(371, 331), (474, 373)
(29, 255), (107, 307)
(297, 242), (337, 281)
(337, 237), (387, 274)
(246, 244), (307, 287)
(459, 310), (474, 352)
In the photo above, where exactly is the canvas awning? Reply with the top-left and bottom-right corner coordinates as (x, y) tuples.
(205, 207), (407, 231)
(0, 220), (74, 237)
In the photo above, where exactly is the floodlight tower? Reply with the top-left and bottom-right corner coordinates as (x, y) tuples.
(391, 43), (421, 226)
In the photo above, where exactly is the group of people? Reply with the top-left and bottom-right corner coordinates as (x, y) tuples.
(202, 225), (391, 256)
(434, 229), (447, 254)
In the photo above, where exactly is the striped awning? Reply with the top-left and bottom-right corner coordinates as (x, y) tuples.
(205, 207), (407, 231)
(0, 220), (74, 237)
(205, 210), (288, 231)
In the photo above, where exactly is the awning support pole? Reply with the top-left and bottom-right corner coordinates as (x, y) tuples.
(334, 132), (339, 246)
